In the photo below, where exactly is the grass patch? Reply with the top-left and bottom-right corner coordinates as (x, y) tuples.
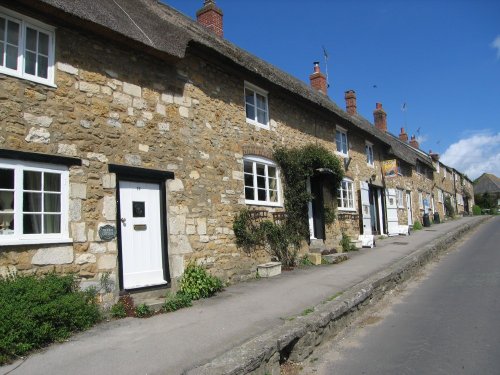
(301, 307), (315, 316)
(0, 273), (100, 365)
(324, 291), (344, 303)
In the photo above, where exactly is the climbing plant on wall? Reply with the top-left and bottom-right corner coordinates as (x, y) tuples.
(233, 143), (344, 267)
(273, 143), (344, 242)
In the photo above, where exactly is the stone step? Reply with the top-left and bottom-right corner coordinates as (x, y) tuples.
(322, 253), (349, 264)
(309, 239), (325, 253)
(128, 286), (169, 312)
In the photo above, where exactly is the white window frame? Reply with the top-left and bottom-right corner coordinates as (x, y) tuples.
(0, 6), (56, 87)
(436, 162), (440, 174)
(337, 178), (355, 211)
(0, 159), (70, 246)
(335, 125), (349, 157)
(243, 155), (281, 207)
(244, 82), (269, 129)
(443, 168), (447, 178)
(365, 141), (374, 167)
(418, 191), (423, 209)
(438, 189), (444, 203)
(396, 188), (404, 208)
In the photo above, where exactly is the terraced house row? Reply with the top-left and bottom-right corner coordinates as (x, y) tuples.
(0, 0), (473, 302)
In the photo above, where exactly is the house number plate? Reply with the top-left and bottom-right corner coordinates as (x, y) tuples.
(99, 225), (116, 241)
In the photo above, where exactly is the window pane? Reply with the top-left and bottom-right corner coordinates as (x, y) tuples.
(256, 164), (265, 176)
(38, 32), (49, 55)
(257, 189), (266, 201)
(0, 191), (14, 210)
(6, 44), (17, 69)
(24, 171), (41, 190)
(257, 109), (266, 124)
(244, 161), (253, 174)
(25, 50), (36, 75)
(245, 187), (254, 200)
(256, 93), (267, 110)
(244, 173), (254, 188)
(269, 190), (278, 202)
(0, 43), (4, 66)
(0, 168), (14, 189)
(23, 214), (42, 234)
(269, 177), (277, 190)
(44, 173), (61, 192)
(257, 176), (265, 189)
(0, 213), (14, 234)
(23, 192), (42, 212)
(268, 167), (276, 178)
(245, 103), (255, 121)
(44, 214), (60, 234)
(6, 20), (19, 45)
(26, 27), (37, 51)
(245, 88), (255, 104)
(44, 193), (60, 212)
(0, 17), (5, 42)
(37, 55), (48, 78)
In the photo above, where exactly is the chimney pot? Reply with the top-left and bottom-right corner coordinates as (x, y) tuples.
(373, 103), (387, 132)
(196, 0), (224, 37)
(309, 62), (328, 95)
(345, 90), (357, 115)
(399, 127), (408, 142)
(409, 135), (420, 149)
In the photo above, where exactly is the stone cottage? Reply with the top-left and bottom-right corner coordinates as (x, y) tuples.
(0, 0), (472, 302)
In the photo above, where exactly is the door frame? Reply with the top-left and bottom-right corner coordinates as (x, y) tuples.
(308, 175), (326, 240)
(109, 164), (174, 291)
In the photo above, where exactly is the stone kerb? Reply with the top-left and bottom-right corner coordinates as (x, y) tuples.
(185, 216), (489, 375)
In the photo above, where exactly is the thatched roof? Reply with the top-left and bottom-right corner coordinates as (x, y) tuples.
(14, 0), (433, 167)
(474, 173), (500, 195)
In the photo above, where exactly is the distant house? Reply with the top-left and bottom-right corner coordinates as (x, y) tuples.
(474, 173), (500, 212)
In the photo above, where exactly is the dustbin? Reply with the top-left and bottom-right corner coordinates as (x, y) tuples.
(423, 213), (431, 227)
(433, 212), (440, 224)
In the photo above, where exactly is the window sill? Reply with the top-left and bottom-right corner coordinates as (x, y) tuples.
(367, 163), (375, 168)
(338, 208), (357, 212)
(0, 237), (73, 247)
(0, 71), (56, 88)
(246, 118), (270, 130)
(335, 151), (349, 158)
(245, 200), (283, 208)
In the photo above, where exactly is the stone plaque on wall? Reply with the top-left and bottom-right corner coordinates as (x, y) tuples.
(99, 225), (116, 241)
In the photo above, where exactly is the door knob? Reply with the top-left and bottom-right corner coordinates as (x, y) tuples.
(121, 218), (126, 224)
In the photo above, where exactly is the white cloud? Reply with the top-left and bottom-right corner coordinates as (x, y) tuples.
(492, 35), (500, 59)
(440, 131), (500, 180)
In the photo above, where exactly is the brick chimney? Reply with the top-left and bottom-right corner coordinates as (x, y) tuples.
(196, 0), (223, 38)
(309, 62), (328, 95)
(345, 90), (356, 115)
(399, 127), (408, 142)
(409, 135), (419, 149)
(373, 103), (387, 132)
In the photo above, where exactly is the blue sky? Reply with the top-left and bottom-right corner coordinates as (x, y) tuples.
(163, 0), (500, 179)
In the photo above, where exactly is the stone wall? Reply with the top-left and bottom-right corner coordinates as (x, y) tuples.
(0, 24), (357, 292)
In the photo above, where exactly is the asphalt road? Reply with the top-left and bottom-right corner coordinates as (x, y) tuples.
(302, 216), (500, 375)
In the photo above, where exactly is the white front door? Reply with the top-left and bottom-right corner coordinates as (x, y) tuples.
(119, 181), (166, 289)
(360, 181), (372, 235)
(406, 191), (413, 225)
(385, 188), (399, 236)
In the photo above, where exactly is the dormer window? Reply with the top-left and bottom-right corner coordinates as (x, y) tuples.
(244, 82), (269, 128)
(336, 126), (349, 157)
(0, 7), (55, 86)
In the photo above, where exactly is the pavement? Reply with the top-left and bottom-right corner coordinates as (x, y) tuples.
(1, 216), (488, 375)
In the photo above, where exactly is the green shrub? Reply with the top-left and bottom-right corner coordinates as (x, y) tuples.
(163, 292), (192, 312)
(299, 255), (314, 267)
(110, 302), (127, 319)
(180, 264), (223, 301)
(0, 273), (100, 365)
(134, 303), (152, 318)
(472, 205), (482, 216)
(444, 196), (455, 217)
(413, 221), (423, 230)
(340, 232), (357, 252)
